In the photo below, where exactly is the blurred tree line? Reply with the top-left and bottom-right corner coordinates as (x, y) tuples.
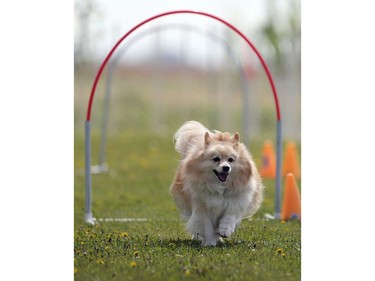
(74, 0), (98, 70)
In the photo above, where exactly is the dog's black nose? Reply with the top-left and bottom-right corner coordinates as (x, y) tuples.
(222, 166), (230, 172)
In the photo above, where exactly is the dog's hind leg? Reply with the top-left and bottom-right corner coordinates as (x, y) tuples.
(170, 175), (192, 220)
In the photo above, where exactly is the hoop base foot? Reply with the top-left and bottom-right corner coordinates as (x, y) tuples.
(91, 163), (109, 174)
(85, 213), (96, 225)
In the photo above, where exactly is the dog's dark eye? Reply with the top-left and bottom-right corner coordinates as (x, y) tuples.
(228, 157), (234, 163)
(212, 157), (220, 162)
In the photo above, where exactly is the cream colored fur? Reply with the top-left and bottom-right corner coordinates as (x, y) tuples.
(170, 121), (264, 246)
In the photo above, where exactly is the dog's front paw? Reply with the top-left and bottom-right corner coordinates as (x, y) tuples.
(201, 238), (218, 247)
(218, 224), (235, 238)
(192, 233), (202, 241)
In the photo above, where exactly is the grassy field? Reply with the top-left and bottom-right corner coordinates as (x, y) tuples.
(74, 132), (301, 281)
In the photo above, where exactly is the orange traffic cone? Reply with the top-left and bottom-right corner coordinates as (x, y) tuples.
(281, 173), (301, 221)
(259, 140), (276, 179)
(282, 141), (300, 178)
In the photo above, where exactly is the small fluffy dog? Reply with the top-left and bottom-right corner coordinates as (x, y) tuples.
(170, 121), (264, 246)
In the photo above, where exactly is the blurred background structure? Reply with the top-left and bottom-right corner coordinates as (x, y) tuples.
(74, 0), (300, 159)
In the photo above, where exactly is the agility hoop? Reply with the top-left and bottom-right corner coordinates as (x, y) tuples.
(84, 10), (283, 224)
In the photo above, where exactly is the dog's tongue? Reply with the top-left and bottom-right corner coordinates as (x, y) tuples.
(217, 172), (228, 182)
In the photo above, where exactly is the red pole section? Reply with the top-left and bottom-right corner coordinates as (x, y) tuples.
(86, 10), (281, 121)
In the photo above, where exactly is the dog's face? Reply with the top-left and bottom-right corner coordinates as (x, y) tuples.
(185, 131), (251, 187)
(204, 142), (238, 183)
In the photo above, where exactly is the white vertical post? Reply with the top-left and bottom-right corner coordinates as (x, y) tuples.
(85, 121), (95, 224)
(98, 64), (113, 171)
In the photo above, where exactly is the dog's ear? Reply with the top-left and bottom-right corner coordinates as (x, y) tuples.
(233, 132), (240, 144)
(204, 132), (211, 146)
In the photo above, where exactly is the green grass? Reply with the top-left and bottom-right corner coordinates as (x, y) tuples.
(74, 133), (301, 280)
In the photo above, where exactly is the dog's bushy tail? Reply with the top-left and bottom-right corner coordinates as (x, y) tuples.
(173, 121), (208, 158)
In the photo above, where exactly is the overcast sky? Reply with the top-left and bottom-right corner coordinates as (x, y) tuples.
(76, 0), (296, 66)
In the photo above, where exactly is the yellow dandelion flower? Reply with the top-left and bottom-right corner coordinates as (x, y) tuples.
(130, 261), (137, 267)
(96, 259), (104, 265)
(276, 248), (284, 254)
(282, 253), (286, 257)
(133, 251), (139, 257)
(121, 232), (129, 238)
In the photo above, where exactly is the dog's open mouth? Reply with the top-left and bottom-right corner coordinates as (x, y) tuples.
(214, 170), (229, 182)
